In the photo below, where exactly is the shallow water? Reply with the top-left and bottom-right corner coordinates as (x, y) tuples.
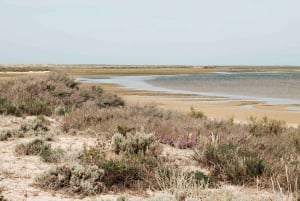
(147, 72), (300, 104)
(76, 72), (300, 105)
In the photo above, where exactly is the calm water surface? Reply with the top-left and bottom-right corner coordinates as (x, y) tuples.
(147, 73), (300, 101)
(76, 72), (300, 105)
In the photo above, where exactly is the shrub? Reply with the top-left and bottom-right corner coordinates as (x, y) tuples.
(249, 116), (285, 136)
(40, 147), (65, 163)
(15, 138), (50, 155)
(0, 98), (20, 116)
(56, 106), (71, 116)
(100, 160), (139, 187)
(190, 106), (206, 119)
(112, 132), (161, 157)
(0, 130), (13, 141)
(35, 164), (106, 196)
(0, 192), (9, 201)
(201, 143), (265, 184)
(0, 72), (124, 116)
(19, 98), (52, 116)
(80, 144), (105, 166)
(19, 117), (50, 137)
(98, 93), (125, 108)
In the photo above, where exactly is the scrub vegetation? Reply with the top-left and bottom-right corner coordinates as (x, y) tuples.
(0, 70), (299, 200)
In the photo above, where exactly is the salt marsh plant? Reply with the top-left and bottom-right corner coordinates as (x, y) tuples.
(35, 164), (106, 196)
(112, 131), (161, 157)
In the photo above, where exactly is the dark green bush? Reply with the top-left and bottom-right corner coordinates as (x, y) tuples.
(100, 160), (139, 187)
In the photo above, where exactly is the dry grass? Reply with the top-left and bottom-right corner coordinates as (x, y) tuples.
(62, 103), (300, 193)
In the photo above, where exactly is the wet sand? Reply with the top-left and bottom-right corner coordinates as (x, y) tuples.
(99, 83), (300, 126)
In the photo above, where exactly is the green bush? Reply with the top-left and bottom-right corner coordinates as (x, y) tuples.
(112, 132), (161, 157)
(202, 143), (265, 184)
(40, 147), (65, 163)
(100, 160), (139, 187)
(15, 138), (50, 155)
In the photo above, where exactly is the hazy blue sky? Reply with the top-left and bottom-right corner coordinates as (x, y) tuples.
(0, 0), (299, 65)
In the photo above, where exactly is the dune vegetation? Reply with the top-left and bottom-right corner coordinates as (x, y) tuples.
(0, 72), (299, 200)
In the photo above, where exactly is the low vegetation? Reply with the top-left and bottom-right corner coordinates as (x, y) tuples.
(1, 71), (299, 200)
(15, 138), (50, 155)
(0, 72), (124, 116)
(40, 147), (65, 163)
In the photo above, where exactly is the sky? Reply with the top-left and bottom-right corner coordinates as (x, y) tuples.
(0, 0), (300, 65)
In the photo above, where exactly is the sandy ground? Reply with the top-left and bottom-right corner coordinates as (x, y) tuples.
(99, 84), (300, 126)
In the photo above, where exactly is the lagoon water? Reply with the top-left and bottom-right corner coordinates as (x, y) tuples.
(147, 72), (300, 104)
(76, 72), (300, 105)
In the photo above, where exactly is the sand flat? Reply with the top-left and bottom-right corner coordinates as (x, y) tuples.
(100, 83), (300, 126)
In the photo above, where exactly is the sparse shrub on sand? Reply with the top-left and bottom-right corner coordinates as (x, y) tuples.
(40, 146), (65, 163)
(20, 117), (50, 134)
(112, 132), (161, 157)
(35, 164), (106, 196)
(0, 130), (13, 141)
(15, 138), (50, 155)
